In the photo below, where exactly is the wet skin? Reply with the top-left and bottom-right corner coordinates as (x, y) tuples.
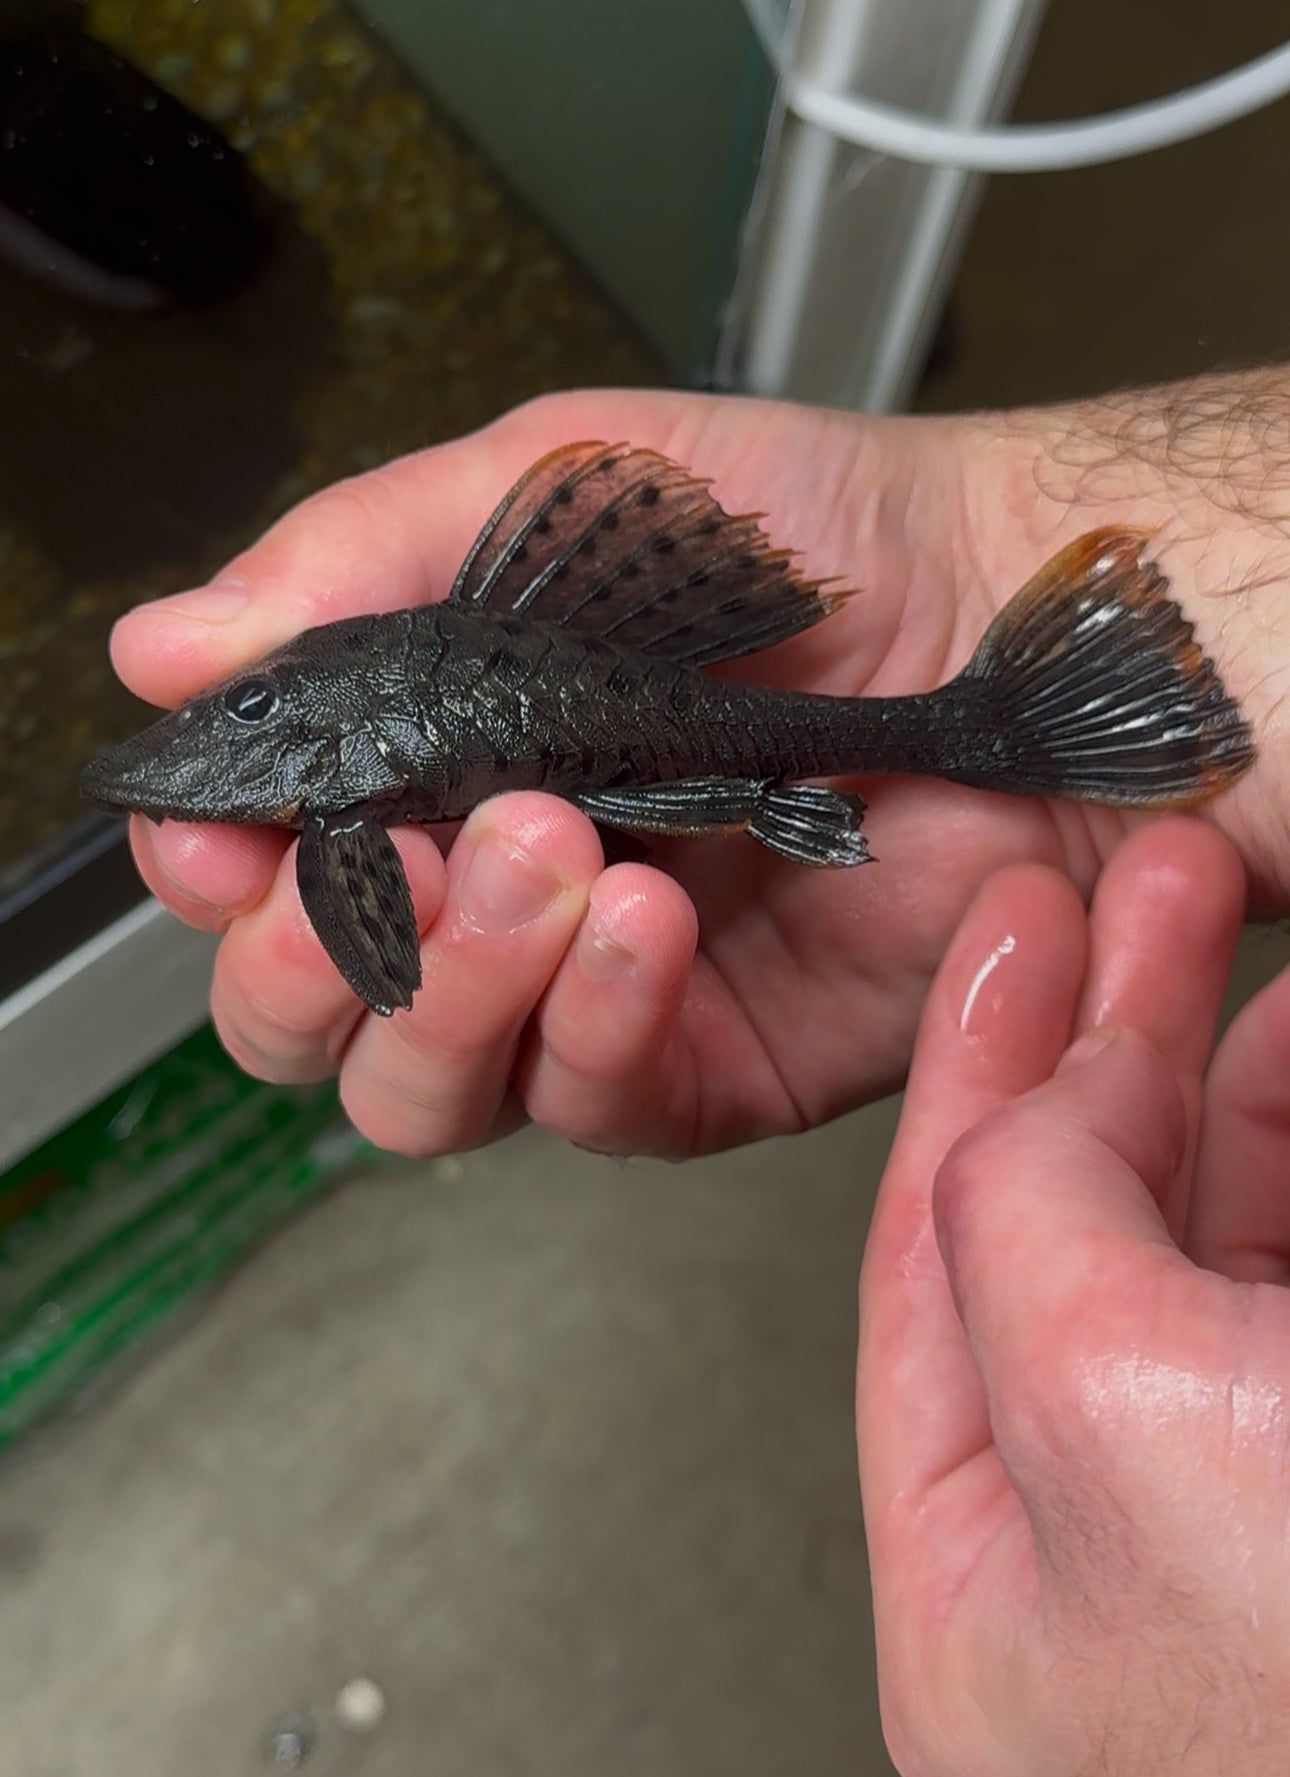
(105, 385), (1278, 1158)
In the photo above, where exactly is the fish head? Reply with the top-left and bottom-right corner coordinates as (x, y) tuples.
(80, 616), (411, 826)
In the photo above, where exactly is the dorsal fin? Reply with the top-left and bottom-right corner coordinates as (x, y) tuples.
(447, 441), (853, 665)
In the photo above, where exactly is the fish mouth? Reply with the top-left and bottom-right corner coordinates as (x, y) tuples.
(79, 748), (177, 821)
(78, 735), (228, 824)
(79, 733), (306, 827)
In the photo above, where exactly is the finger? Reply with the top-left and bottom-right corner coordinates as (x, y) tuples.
(1189, 961), (1290, 1282)
(337, 793), (603, 1156)
(931, 1029), (1193, 1509)
(209, 826), (448, 1085)
(108, 388), (753, 709)
(1072, 817), (1246, 1239)
(516, 863), (700, 1156)
(858, 864), (1088, 1532)
(130, 815), (287, 932)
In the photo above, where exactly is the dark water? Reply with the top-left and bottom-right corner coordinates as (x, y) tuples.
(0, 0), (661, 903)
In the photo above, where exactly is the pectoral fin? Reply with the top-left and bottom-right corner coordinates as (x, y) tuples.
(296, 814), (422, 1016)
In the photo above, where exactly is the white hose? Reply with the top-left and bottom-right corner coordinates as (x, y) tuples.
(780, 36), (1290, 172)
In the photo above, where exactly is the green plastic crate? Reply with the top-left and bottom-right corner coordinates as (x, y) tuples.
(0, 1025), (366, 1450)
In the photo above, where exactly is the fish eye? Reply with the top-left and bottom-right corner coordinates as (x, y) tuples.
(222, 677), (280, 723)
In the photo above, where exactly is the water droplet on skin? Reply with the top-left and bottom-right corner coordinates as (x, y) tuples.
(959, 932), (1017, 1033)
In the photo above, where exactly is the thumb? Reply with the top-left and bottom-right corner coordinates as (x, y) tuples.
(932, 1028), (1192, 1487)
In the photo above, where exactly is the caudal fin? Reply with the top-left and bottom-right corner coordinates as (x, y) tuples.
(960, 528), (1254, 806)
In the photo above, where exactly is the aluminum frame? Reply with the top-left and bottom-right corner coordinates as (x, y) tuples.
(728, 0), (1050, 411)
(0, 902), (216, 1174)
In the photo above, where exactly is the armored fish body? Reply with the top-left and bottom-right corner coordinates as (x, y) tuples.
(82, 442), (1255, 1015)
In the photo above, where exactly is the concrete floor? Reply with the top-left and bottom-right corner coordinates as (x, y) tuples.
(4, 2), (1288, 1773)
(0, 1108), (900, 1777)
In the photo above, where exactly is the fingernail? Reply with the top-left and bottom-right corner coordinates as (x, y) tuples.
(457, 834), (565, 935)
(134, 580), (250, 624)
(1057, 1026), (1119, 1073)
(578, 915), (636, 983)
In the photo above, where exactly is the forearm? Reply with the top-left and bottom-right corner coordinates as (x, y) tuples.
(957, 367), (1290, 911)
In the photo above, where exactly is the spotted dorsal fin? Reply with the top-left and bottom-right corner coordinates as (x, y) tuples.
(447, 441), (853, 665)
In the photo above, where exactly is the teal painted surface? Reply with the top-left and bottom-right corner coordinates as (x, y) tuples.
(360, 0), (774, 381)
(0, 1025), (366, 1450)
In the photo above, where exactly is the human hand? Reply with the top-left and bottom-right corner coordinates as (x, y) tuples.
(109, 376), (1283, 1157)
(858, 817), (1290, 1776)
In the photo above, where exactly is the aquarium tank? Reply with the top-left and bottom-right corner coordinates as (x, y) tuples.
(0, 0), (775, 1439)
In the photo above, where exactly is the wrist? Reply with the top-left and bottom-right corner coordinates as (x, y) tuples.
(953, 371), (1290, 912)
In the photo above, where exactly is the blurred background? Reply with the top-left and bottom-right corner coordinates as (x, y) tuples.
(0, 3), (1286, 1772)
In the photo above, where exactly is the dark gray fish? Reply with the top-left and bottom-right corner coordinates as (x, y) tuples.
(81, 442), (1255, 1016)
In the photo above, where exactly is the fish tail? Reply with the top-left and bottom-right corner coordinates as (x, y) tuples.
(953, 528), (1254, 806)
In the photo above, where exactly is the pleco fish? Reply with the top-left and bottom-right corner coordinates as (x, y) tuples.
(81, 442), (1255, 1016)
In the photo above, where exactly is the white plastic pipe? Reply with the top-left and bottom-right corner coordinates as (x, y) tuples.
(781, 36), (1290, 171)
